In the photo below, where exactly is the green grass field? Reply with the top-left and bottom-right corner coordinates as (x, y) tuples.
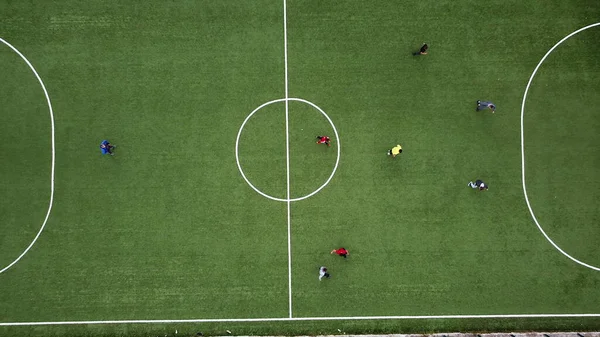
(1, 0), (600, 336)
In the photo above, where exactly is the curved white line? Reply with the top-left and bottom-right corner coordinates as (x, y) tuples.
(290, 98), (341, 202)
(0, 38), (55, 275)
(235, 98), (340, 202)
(521, 23), (600, 271)
(235, 99), (287, 202)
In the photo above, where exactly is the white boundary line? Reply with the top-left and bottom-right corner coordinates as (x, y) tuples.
(521, 22), (600, 272)
(0, 38), (55, 275)
(283, 0), (293, 318)
(2, 314), (600, 326)
(4, 13), (599, 332)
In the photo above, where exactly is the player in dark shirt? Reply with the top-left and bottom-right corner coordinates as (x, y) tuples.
(468, 179), (489, 191)
(316, 136), (331, 147)
(413, 43), (428, 56)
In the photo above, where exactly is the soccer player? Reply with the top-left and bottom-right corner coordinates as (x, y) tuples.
(331, 247), (349, 259)
(316, 136), (331, 147)
(319, 266), (330, 281)
(476, 100), (496, 113)
(100, 140), (115, 156)
(413, 43), (428, 56)
(468, 179), (489, 191)
(387, 144), (402, 157)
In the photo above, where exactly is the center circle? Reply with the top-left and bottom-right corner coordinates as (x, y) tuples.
(235, 98), (340, 202)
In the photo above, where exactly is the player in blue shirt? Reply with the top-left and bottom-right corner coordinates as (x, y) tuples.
(100, 140), (115, 156)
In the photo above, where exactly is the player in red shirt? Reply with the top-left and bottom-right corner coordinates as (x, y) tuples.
(316, 136), (331, 147)
(331, 247), (349, 259)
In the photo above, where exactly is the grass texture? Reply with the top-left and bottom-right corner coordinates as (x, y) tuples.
(0, 0), (599, 336)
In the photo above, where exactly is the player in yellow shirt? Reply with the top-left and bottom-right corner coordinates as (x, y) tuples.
(387, 144), (402, 157)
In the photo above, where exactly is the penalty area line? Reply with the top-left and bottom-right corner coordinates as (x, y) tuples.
(2, 314), (600, 326)
(520, 22), (600, 272)
(0, 37), (56, 275)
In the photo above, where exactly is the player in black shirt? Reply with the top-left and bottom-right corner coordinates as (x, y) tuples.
(413, 43), (428, 56)
(468, 180), (489, 191)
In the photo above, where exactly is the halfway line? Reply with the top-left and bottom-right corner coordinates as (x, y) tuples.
(283, 0), (293, 318)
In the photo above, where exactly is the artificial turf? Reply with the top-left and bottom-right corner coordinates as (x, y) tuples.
(0, 0), (599, 336)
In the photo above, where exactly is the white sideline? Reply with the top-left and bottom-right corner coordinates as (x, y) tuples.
(2, 314), (600, 326)
(0, 38), (55, 275)
(520, 22), (600, 271)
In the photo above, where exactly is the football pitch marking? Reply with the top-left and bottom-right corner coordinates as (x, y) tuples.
(235, 98), (341, 319)
(2, 314), (600, 326)
(235, 98), (341, 203)
(0, 38), (55, 275)
(521, 22), (600, 272)
(3, 8), (599, 331)
(283, 0), (292, 318)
